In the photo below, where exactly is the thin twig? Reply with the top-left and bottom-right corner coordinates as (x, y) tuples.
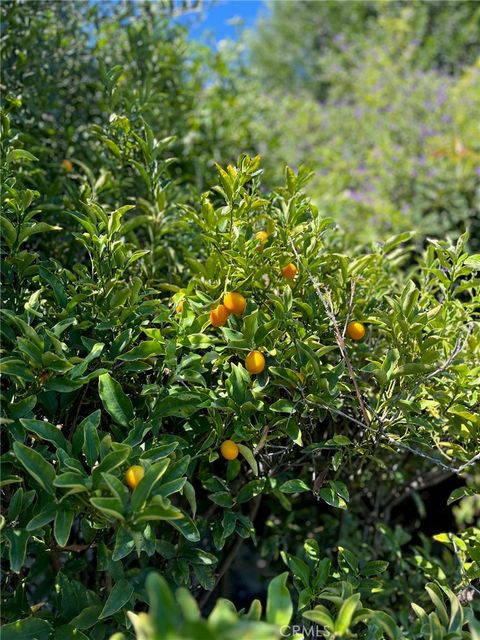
(308, 400), (469, 475)
(457, 451), (480, 474)
(254, 424), (270, 454)
(290, 240), (371, 427)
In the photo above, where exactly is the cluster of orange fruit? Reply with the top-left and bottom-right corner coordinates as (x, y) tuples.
(167, 234), (367, 469)
(208, 291), (266, 374)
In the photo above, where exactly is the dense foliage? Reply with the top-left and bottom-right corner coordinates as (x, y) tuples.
(1, 2), (479, 639)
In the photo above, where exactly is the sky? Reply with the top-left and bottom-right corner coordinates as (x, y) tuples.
(182, 1), (266, 42)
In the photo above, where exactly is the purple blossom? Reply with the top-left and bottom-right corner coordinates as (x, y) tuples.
(436, 85), (447, 106)
(420, 126), (435, 138)
(346, 189), (372, 205)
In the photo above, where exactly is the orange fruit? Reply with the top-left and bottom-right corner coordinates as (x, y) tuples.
(223, 292), (246, 315)
(245, 350), (265, 374)
(220, 440), (239, 460)
(176, 300), (184, 314)
(346, 321), (366, 341)
(125, 465), (144, 490)
(210, 304), (229, 327)
(62, 159), (73, 172)
(282, 263), (297, 280)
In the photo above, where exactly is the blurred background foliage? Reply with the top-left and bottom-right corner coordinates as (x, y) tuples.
(2, 0), (479, 251)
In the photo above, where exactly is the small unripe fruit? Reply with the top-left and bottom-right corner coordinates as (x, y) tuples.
(220, 440), (239, 460)
(125, 465), (144, 490)
(256, 230), (269, 244)
(245, 350), (265, 374)
(282, 263), (297, 280)
(223, 292), (246, 315)
(210, 304), (229, 327)
(346, 321), (366, 341)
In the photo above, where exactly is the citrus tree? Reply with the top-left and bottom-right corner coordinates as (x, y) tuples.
(1, 2), (480, 639)
(1, 117), (479, 637)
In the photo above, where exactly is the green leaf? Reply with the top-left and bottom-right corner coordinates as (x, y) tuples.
(13, 442), (55, 494)
(266, 572), (293, 626)
(117, 341), (163, 361)
(53, 624), (89, 639)
(183, 480), (197, 518)
(270, 399), (296, 414)
(21, 418), (70, 452)
(112, 527), (135, 561)
(98, 373), (134, 427)
(2, 618), (52, 640)
(168, 510), (201, 542)
(4, 529), (29, 573)
(176, 588), (200, 622)
(303, 605), (335, 629)
(26, 503), (57, 531)
(98, 579), (134, 619)
(447, 486), (476, 505)
(0, 358), (36, 382)
(237, 443), (259, 476)
(281, 551), (311, 587)
(92, 448), (131, 485)
(242, 310), (259, 343)
(319, 485), (347, 509)
(69, 342), (104, 379)
(237, 478), (266, 503)
(464, 254), (480, 270)
(370, 611), (401, 639)
(131, 459), (170, 512)
(37, 266), (68, 307)
(334, 593), (361, 634)
(279, 479), (310, 494)
(146, 573), (180, 633)
(90, 497), (125, 522)
(53, 472), (89, 494)
(133, 502), (184, 523)
(157, 477), (187, 498)
(6, 149), (39, 163)
(208, 491), (233, 508)
(0, 215), (16, 245)
(361, 560), (389, 577)
(140, 441), (179, 461)
(54, 509), (75, 547)
(69, 605), (103, 630)
(79, 410), (101, 467)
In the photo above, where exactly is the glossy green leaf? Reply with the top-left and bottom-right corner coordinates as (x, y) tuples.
(98, 373), (134, 427)
(266, 572), (293, 626)
(98, 579), (134, 619)
(13, 442), (55, 494)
